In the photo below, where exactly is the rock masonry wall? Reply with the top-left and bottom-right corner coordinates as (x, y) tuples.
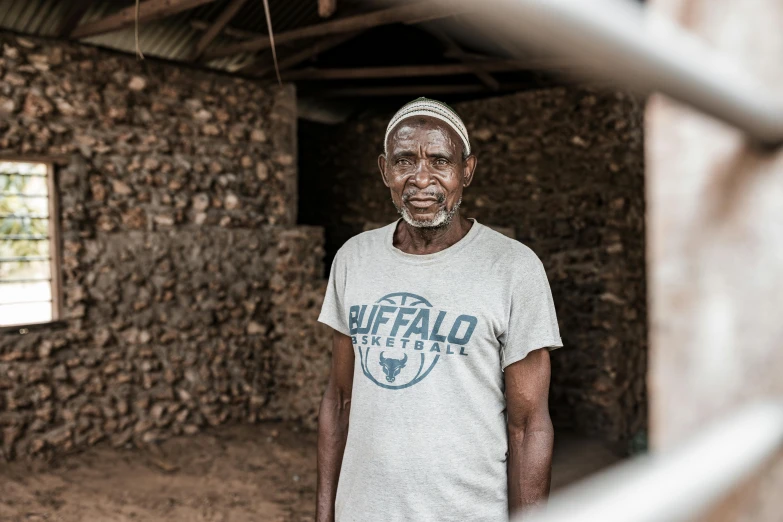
(0, 33), (332, 460)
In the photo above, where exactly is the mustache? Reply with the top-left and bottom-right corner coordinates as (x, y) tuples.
(402, 190), (446, 203)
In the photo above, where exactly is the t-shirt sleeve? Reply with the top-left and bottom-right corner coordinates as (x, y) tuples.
(500, 256), (563, 371)
(317, 248), (351, 336)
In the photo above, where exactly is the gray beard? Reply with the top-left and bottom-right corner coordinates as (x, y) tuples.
(394, 196), (462, 229)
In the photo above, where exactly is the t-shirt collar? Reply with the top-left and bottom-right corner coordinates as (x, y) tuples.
(385, 217), (482, 264)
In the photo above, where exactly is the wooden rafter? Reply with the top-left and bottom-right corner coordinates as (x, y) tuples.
(307, 83), (531, 98)
(190, 19), (258, 40)
(281, 60), (537, 80)
(441, 50), (572, 70)
(191, 0), (249, 60)
(204, 3), (467, 60)
(58, 0), (92, 38)
(242, 32), (361, 76)
(425, 27), (499, 91)
(443, 51), (568, 70)
(71, 0), (219, 40)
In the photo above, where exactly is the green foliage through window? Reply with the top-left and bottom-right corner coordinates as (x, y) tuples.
(1, 161), (55, 327)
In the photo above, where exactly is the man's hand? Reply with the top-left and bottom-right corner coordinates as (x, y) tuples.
(315, 329), (355, 522)
(505, 347), (554, 520)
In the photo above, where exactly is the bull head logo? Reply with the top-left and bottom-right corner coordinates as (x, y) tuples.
(379, 352), (408, 383)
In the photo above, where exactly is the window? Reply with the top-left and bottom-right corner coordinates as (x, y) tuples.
(0, 160), (62, 329)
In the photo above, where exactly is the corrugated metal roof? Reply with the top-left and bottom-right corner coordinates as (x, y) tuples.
(0, 0), (323, 72)
(0, 0), (560, 104)
(0, 0), (66, 36)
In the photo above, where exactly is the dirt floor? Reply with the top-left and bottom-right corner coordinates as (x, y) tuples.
(0, 422), (621, 522)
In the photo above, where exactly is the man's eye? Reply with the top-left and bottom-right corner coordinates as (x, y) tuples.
(397, 159), (412, 166)
(435, 159), (448, 165)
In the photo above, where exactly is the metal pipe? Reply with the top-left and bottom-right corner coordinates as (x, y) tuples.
(0, 256), (51, 262)
(0, 278), (52, 284)
(512, 401), (783, 522)
(0, 300), (53, 306)
(436, 0), (783, 146)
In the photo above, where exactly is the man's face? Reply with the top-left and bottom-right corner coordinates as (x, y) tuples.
(378, 117), (477, 229)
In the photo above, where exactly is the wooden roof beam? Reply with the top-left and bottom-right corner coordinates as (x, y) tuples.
(190, 19), (258, 40)
(282, 60), (539, 80)
(58, 0), (92, 38)
(306, 83), (530, 98)
(243, 31), (362, 76)
(305, 77), (592, 97)
(72, 0), (219, 40)
(425, 27), (499, 91)
(441, 50), (574, 71)
(204, 2), (467, 60)
(190, 0), (249, 60)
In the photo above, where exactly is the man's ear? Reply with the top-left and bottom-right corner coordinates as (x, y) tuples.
(463, 155), (477, 187)
(378, 154), (390, 188)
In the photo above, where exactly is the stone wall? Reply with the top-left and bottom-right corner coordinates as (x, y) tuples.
(299, 87), (647, 444)
(267, 228), (332, 430)
(0, 33), (331, 460)
(1, 228), (327, 457)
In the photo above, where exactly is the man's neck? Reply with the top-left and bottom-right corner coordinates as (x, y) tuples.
(392, 214), (473, 255)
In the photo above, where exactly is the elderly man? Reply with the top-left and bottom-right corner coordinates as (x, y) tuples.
(315, 97), (562, 522)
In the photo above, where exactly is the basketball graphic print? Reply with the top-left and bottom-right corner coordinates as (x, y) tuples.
(348, 291), (478, 390)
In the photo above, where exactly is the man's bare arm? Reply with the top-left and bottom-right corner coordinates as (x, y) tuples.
(505, 347), (554, 519)
(316, 329), (355, 522)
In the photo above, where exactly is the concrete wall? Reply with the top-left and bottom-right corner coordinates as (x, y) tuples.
(0, 33), (331, 460)
(299, 87), (647, 443)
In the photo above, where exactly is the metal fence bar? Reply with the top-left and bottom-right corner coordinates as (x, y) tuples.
(0, 256), (51, 262)
(0, 278), (52, 284)
(442, 0), (783, 145)
(0, 299), (53, 306)
(514, 402), (783, 522)
(0, 193), (48, 198)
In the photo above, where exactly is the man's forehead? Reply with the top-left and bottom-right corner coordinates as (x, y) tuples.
(388, 116), (461, 148)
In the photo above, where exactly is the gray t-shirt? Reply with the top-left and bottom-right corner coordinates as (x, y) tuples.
(317, 217), (563, 522)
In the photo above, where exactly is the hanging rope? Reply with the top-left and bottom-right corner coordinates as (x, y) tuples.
(135, 0), (145, 60)
(261, 0), (282, 85)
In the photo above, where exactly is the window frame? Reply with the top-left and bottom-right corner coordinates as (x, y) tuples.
(0, 156), (64, 333)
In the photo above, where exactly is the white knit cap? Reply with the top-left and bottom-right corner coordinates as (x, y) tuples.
(384, 97), (471, 157)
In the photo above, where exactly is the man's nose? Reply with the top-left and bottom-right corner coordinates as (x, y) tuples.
(411, 160), (435, 187)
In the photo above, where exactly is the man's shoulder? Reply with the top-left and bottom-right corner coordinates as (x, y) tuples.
(335, 221), (395, 260)
(477, 223), (544, 269)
